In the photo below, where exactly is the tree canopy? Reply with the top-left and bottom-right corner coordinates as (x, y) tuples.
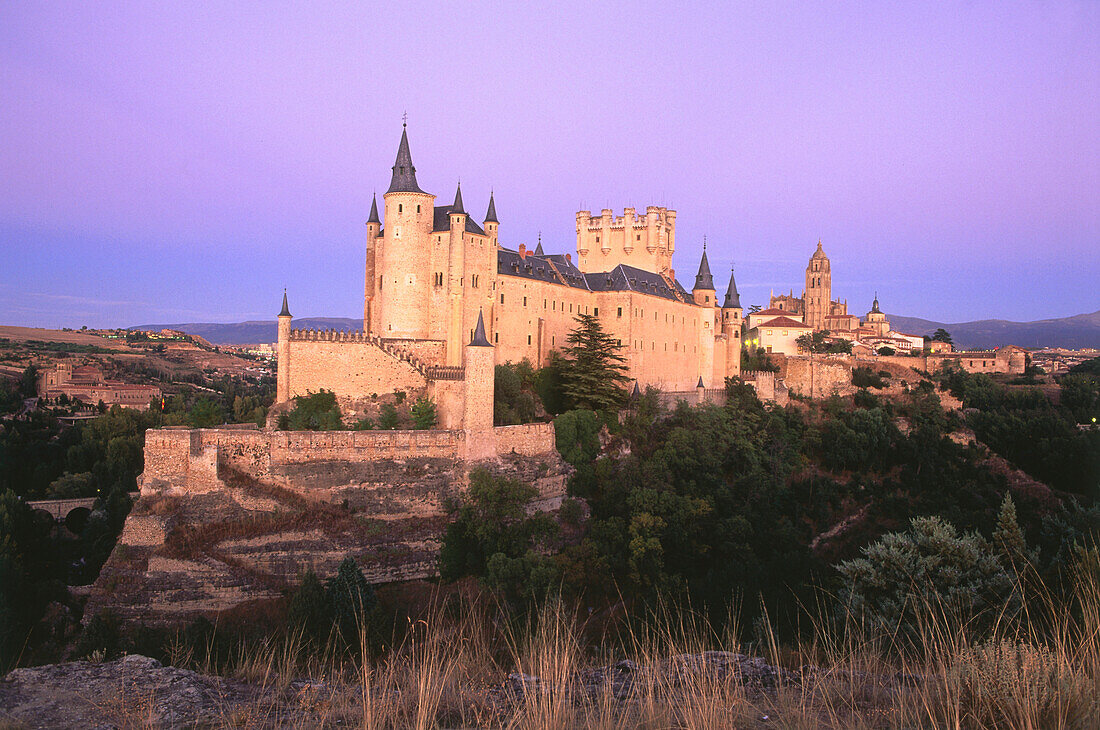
(560, 313), (630, 411)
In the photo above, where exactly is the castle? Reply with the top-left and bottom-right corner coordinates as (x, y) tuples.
(275, 124), (745, 429)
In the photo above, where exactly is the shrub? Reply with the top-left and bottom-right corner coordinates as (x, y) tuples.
(837, 516), (1015, 642)
(285, 390), (342, 430)
(288, 570), (332, 644)
(852, 366), (886, 389)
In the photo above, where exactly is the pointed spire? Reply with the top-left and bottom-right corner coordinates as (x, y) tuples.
(279, 289), (291, 318)
(484, 190), (498, 223)
(367, 192), (380, 224)
(723, 266), (741, 309)
(631, 381), (641, 399)
(470, 309), (491, 347)
(534, 234), (544, 256)
(696, 376), (705, 389)
(386, 122), (425, 194)
(451, 181), (465, 214)
(693, 243), (714, 291)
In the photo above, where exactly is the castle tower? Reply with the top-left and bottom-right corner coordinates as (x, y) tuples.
(363, 193), (381, 331)
(463, 311), (496, 459)
(446, 182), (468, 366)
(721, 268), (743, 378)
(574, 205), (677, 274)
(804, 240), (832, 331)
(692, 241), (718, 386)
(276, 290), (292, 404)
(375, 123), (435, 339)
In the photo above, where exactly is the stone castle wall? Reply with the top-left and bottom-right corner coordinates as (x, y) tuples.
(784, 356), (854, 398)
(143, 423), (558, 496)
(285, 337), (427, 402)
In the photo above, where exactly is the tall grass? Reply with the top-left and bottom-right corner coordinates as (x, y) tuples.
(133, 552), (1100, 729)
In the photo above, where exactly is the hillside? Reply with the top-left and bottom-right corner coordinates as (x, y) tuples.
(889, 309), (1100, 349)
(131, 310), (1100, 349)
(128, 317), (361, 345)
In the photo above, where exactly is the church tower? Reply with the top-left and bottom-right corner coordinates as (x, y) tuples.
(804, 240), (831, 331)
(374, 123), (435, 339)
(721, 268), (743, 378)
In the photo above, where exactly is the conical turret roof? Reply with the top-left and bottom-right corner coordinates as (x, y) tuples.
(451, 182), (465, 214)
(470, 310), (491, 347)
(367, 193), (380, 224)
(484, 191), (498, 223)
(279, 289), (291, 318)
(693, 245), (714, 290)
(723, 268), (741, 308)
(386, 124), (426, 194)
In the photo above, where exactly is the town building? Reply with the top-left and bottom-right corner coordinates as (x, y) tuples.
(38, 363), (161, 410)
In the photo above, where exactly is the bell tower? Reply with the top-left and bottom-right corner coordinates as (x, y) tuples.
(804, 239), (831, 331)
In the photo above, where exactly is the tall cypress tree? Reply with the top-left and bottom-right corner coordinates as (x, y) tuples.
(561, 313), (630, 411)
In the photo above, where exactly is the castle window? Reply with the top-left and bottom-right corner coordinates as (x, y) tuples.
(735, 331), (739, 338)
(379, 275), (383, 289)
(543, 299), (547, 308)
(416, 205), (420, 213)
(552, 336), (555, 345)
(594, 307), (599, 316)
(523, 296), (527, 306)
(617, 307), (622, 317)
(528, 334), (532, 345)
(596, 236), (600, 242)
(472, 274), (479, 288)
(500, 294), (505, 304)
(705, 295), (710, 303)
(398, 204), (403, 213)
(637, 234), (641, 240)
(569, 304), (573, 312)
(495, 333), (499, 343)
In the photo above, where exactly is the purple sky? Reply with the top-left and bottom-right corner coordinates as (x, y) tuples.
(2, 2), (1097, 328)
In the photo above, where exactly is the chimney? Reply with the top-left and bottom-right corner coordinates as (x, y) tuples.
(519, 243), (527, 259)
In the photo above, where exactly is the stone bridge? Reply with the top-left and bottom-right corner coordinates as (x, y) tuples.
(27, 493), (140, 532)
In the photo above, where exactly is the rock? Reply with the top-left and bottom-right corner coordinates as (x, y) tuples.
(0, 654), (263, 729)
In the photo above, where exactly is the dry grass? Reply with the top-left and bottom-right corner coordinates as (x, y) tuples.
(121, 553), (1100, 729)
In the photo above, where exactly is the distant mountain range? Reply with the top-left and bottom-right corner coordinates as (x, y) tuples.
(133, 310), (1100, 350)
(888, 310), (1100, 350)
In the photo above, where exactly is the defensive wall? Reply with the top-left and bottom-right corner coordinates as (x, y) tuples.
(142, 423), (558, 498)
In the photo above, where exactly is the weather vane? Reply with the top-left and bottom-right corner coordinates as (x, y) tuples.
(402, 111), (407, 127)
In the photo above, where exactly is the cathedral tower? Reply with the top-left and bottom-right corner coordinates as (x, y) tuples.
(804, 240), (831, 331)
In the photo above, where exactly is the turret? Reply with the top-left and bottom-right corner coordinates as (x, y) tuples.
(446, 182), (468, 365)
(721, 267), (743, 378)
(463, 311), (495, 459)
(483, 190), (498, 245)
(364, 193), (381, 330)
(276, 290), (292, 404)
(377, 122), (435, 339)
(692, 239), (716, 306)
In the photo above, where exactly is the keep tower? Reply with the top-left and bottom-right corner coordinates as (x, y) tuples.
(373, 123), (436, 339)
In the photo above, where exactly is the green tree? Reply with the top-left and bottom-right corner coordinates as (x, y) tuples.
(378, 403), (400, 430)
(560, 314), (630, 411)
(288, 569), (333, 644)
(18, 365), (39, 399)
(410, 396), (437, 429)
(188, 398), (225, 428)
(325, 557), (377, 644)
(285, 390), (342, 430)
(932, 328), (954, 345)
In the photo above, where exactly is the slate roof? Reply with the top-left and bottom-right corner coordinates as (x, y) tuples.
(367, 195), (380, 224)
(484, 192), (498, 223)
(279, 290), (291, 317)
(433, 205), (486, 235)
(387, 126), (426, 194)
(723, 270), (741, 308)
(496, 248), (692, 302)
(694, 250), (714, 290)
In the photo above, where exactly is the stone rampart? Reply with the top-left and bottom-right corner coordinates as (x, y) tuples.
(142, 424), (558, 497)
(784, 356), (854, 399)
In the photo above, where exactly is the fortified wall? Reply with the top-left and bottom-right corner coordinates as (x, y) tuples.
(88, 422), (567, 626)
